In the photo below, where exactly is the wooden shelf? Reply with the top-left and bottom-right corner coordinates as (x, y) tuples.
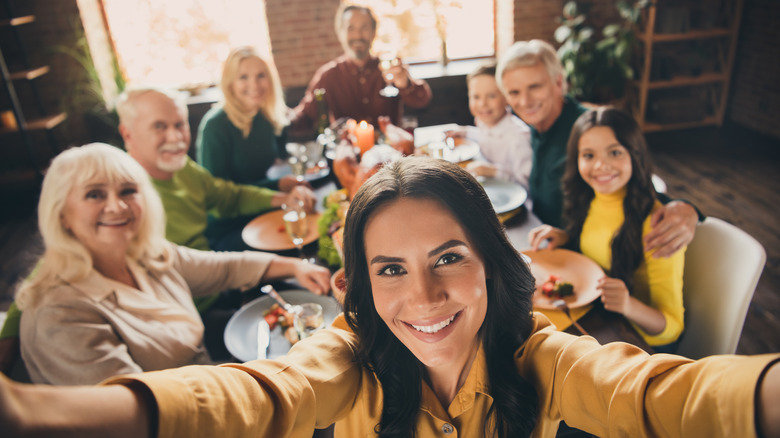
(637, 27), (733, 43)
(0, 15), (34, 27)
(0, 112), (67, 135)
(643, 116), (720, 133)
(635, 72), (728, 90)
(8, 66), (50, 81)
(633, 1), (743, 132)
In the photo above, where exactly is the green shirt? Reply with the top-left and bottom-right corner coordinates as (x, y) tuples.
(528, 96), (587, 227)
(152, 158), (279, 251)
(196, 106), (282, 190)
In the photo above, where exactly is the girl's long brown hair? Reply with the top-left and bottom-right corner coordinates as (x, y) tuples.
(562, 107), (656, 290)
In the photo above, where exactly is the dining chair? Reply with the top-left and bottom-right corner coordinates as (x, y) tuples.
(675, 217), (766, 359)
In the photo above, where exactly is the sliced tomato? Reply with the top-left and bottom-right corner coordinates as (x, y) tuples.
(542, 282), (555, 294)
(264, 313), (279, 330)
(548, 274), (560, 283)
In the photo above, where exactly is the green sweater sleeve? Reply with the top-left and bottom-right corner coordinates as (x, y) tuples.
(197, 164), (279, 219)
(0, 301), (21, 339)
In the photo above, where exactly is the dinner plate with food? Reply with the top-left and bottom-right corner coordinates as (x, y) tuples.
(521, 248), (604, 310)
(242, 209), (321, 252)
(224, 289), (341, 362)
(266, 160), (331, 183)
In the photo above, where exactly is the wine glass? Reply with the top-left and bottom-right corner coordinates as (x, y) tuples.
(286, 143), (308, 183)
(378, 51), (400, 98)
(282, 200), (309, 259)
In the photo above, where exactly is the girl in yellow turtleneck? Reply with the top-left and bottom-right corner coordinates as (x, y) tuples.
(528, 107), (684, 352)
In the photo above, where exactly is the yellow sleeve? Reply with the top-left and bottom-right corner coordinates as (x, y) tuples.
(636, 213), (686, 345)
(105, 317), (362, 438)
(519, 316), (779, 437)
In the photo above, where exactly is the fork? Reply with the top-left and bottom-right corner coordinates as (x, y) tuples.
(553, 299), (590, 336)
(261, 285), (301, 314)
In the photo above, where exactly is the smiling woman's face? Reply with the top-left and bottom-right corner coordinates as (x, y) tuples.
(363, 197), (488, 370)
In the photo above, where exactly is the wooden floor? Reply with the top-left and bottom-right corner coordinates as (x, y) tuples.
(0, 124), (778, 355)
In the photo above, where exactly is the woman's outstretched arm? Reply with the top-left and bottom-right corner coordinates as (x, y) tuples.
(1, 374), (156, 438)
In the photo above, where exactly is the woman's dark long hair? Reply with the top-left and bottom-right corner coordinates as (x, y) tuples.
(562, 107), (656, 289)
(343, 157), (538, 437)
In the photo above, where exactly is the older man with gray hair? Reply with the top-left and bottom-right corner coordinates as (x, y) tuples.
(497, 39), (699, 258)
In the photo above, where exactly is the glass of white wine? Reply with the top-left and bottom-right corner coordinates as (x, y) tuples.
(378, 51), (400, 98)
(282, 200), (309, 259)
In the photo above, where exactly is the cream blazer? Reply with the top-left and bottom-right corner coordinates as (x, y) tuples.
(20, 243), (275, 385)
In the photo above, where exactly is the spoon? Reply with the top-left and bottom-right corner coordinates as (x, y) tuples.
(553, 299), (590, 336)
(261, 285), (301, 314)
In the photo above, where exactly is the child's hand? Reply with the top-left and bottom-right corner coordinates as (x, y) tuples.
(444, 126), (467, 139)
(527, 225), (568, 250)
(598, 277), (631, 315)
(465, 160), (497, 179)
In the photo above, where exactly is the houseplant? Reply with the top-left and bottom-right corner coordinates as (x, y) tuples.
(555, 0), (650, 105)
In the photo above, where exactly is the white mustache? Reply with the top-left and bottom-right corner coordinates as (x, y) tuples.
(159, 142), (188, 154)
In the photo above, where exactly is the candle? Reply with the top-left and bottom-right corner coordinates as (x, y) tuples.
(355, 120), (375, 155)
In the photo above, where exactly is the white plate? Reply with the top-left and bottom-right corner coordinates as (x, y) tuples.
(224, 290), (341, 362)
(443, 139), (480, 163)
(481, 178), (528, 214)
(266, 162), (330, 182)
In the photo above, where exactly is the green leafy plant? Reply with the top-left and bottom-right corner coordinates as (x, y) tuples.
(51, 19), (126, 145)
(555, 0), (650, 104)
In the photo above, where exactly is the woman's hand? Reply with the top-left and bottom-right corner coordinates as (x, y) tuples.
(265, 257), (331, 295)
(598, 277), (631, 315)
(528, 225), (569, 251)
(292, 260), (331, 295)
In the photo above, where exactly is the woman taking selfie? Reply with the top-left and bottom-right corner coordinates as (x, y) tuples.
(2, 157), (778, 437)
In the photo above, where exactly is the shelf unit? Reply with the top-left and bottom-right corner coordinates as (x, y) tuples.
(0, 1), (66, 182)
(632, 0), (743, 132)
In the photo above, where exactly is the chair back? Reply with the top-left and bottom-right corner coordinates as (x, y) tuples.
(676, 217), (766, 359)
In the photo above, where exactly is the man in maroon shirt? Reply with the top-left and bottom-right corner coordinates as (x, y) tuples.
(291, 3), (432, 133)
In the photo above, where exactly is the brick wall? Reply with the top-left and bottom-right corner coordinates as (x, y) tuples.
(728, 0), (780, 139)
(265, 0), (342, 89)
(7, 0), (780, 150)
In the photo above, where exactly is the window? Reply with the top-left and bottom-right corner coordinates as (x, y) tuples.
(100, 0), (272, 88)
(361, 0), (495, 64)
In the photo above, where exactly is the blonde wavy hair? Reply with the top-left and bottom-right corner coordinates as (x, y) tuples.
(16, 143), (171, 310)
(220, 46), (289, 137)
(496, 39), (568, 95)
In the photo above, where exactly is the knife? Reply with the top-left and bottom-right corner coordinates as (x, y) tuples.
(257, 319), (270, 360)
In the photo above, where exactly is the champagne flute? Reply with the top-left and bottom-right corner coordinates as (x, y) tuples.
(283, 200), (309, 259)
(378, 51), (400, 98)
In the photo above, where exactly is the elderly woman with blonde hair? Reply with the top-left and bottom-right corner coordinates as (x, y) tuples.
(196, 46), (295, 191)
(17, 143), (329, 385)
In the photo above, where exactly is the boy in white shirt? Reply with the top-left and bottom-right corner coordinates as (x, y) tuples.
(450, 63), (533, 189)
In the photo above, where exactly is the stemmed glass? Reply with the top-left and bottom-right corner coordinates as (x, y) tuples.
(282, 200), (309, 260)
(286, 143), (308, 183)
(378, 51), (400, 98)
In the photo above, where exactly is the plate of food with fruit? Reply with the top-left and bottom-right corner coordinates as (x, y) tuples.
(521, 248), (604, 310)
(224, 289), (341, 362)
